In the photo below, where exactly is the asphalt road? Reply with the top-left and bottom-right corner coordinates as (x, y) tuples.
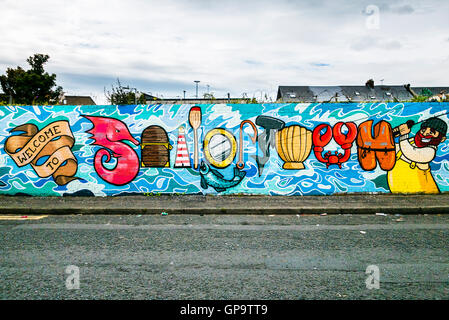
(1, 214), (449, 300)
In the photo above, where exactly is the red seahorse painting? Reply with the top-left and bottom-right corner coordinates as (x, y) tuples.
(83, 116), (140, 186)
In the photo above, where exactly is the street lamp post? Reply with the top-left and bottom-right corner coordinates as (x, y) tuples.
(194, 81), (200, 98)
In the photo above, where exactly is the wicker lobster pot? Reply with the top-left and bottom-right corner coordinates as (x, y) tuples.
(141, 125), (172, 168)
(276, 125), (312, 170)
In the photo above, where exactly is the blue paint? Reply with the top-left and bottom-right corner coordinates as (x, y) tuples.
(0, 102), (448, 196)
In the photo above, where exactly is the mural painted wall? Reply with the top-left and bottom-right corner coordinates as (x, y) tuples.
(0, 103), (448, 196)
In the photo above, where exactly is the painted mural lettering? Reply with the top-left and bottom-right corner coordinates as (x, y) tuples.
(357, 120), (396, 171)
(253, 116), (285, 176)
(141, 125), (172, 168)
(174, 126), (191, 168)
(313, 122), (357, 169)
(83, 116), (140, 186)
(1, 103), (448, 196)
(4, 121), (79, 186)
(204, 128), (237, 169)
(189, 106), (202, 169)
(199, 161), (246, 192)
(237, 120), (258, 170)
(388, 117), (447, 194)
(277, 125), (313, 170)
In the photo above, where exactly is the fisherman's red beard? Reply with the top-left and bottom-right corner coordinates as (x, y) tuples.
(414, 131), (443, 148)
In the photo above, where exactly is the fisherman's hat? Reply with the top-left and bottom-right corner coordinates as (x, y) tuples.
(421, 117), (448, 137)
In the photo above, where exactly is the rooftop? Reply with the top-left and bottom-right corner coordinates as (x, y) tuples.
(277, 85), (449, 103)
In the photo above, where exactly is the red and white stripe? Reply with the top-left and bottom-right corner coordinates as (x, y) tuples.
(174, 133), (191, 168)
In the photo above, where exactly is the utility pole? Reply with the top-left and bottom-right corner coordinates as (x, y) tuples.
(194, 81), (200, 98)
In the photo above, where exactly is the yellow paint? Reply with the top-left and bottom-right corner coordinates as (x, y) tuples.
(276, 125), (312, 170)
(387, 158), (439, 194)
(0, 215), (48, 220)
(203, 128), (237, 168)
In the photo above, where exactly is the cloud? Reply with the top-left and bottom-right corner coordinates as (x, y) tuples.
(382, 40), (402, 50)
(245, 60), (264, 66)
(311, 63), (331, 67)
(0, 0), (448, 104)
(350, 37), (402, 51)
(370, 3), (415, 15)
(390, 4), (415, 15)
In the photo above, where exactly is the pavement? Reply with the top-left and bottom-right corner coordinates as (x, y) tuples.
(1, 214), (449, 300)
(1, 193), (449, 215)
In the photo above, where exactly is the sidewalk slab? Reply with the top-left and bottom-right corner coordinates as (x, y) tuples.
(1, 194), (449, 215)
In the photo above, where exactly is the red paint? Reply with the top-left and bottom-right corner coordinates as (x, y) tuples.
(84, 116), (140, 186)
(313, 122), (357, 169)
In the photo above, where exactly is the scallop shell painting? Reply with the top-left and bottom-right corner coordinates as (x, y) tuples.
(276, 125), (312, 170)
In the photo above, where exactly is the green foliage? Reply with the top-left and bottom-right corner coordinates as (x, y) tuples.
(0, 93), (8, 104)
(104, 78), (146, 105)
(203, 93), (216, 100)
(411, 95), (430, 102)
(0, 54), (63, 105)
(420, 88), (433, 97)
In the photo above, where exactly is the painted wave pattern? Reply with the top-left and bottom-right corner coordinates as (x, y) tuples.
(0, 103), (448, 196)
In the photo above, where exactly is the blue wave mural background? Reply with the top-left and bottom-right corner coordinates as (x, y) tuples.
(0, 102), (448, 196)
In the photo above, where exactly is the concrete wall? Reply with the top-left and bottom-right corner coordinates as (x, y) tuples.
(1, 103), (448, 196)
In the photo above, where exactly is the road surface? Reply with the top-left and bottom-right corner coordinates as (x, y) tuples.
(1, 214), (449, 300)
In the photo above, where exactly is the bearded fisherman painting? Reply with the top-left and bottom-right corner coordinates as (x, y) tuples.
(388, 117), (448, 194)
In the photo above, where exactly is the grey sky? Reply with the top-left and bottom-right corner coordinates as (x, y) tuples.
(0, 0), (448, 103)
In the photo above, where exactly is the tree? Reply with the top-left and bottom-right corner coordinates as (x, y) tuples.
(203, 92), (216, 100)
(365, 79), (375, 89)
(104, 78), (146, 105)
(0, 92), (9, 105)
(0, 54), (63, 105)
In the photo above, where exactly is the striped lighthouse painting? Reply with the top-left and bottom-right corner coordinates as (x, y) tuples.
(174, 126), (192, 168)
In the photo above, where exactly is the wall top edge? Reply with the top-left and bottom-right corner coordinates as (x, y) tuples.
(2, 102), (449, 108)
